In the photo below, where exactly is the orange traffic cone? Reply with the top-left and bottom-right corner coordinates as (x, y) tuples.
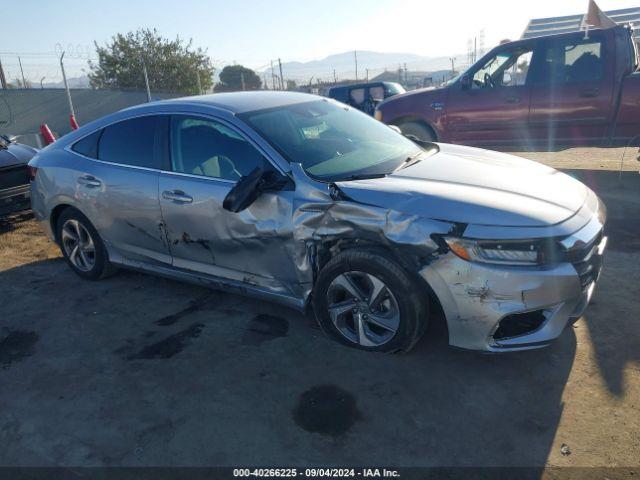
(40, 124), (56, 146)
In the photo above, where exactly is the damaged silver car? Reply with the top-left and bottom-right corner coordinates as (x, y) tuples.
(29, 92), (607, 353)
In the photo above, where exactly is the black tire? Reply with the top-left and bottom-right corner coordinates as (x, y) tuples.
(396, 121), (436, 143)
(312, 249), (428, 353)
(56, 208), (116, 280)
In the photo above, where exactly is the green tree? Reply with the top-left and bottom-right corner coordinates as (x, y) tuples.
(214, 65), (262, 92)
(88, 28), (214, 95)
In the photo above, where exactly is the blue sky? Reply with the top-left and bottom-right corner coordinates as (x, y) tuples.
(1, 0), (638, 81)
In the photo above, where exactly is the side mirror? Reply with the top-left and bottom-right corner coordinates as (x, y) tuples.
(223, 167), (264, 213)
(222, 168), (291, 213)
(460, 74), (472, 90)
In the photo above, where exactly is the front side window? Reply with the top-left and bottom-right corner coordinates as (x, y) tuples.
(472, 47), (534, 89)
(170, 116), (265, 181)
(540, 40), (603, 84)
(241, 100), (428, 182)
(369, 86), (385, 102)
(98, 116), (161, 169)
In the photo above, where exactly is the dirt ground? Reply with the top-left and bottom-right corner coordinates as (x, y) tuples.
(0, 150), (638, 470)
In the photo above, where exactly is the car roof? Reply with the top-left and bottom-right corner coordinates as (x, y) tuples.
(152, 90), (320, 114)
(329, 82), (390, 92)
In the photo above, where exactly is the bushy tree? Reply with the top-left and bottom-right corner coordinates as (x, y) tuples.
(89, 29), (214, 95)
(214, 65), (262, 92)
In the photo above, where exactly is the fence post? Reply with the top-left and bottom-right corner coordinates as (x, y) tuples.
(59, 52), (77, 127)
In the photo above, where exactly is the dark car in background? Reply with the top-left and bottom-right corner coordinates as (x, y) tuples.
(327, 82), (405, 115)
(0, 135), (37, 217)
(375, 26), (640, 149)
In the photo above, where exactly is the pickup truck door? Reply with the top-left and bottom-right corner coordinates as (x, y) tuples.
(527, 32), (615, 148)
(445, 43), (537, 148)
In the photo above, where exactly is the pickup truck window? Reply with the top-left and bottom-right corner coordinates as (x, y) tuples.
(349, 88), (365, 105)
(472, 48), (533, 89)
(540, 40), (603, 84)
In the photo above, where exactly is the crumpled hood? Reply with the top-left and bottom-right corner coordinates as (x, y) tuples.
(335, 143), (588, 228)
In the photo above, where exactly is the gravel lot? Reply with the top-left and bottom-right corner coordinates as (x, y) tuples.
(0, 151), (638, 469)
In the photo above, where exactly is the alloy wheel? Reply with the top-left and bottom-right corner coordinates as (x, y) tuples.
(61, 219), (96, 272)
(326, 271), (400, 347)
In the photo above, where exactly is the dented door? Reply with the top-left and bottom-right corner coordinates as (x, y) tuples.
(159, 114), (299, 298)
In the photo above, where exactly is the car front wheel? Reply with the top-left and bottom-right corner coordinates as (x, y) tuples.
(312, 249), (428, 353)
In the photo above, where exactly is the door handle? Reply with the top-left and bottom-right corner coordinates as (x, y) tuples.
(77, 175), (102, 188)
(505, 96), (520, 104)
(162, 190), (193, 204)
(580, 89), (599, 98)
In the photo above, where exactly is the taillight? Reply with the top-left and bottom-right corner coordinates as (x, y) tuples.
(28, 165), (38, 181)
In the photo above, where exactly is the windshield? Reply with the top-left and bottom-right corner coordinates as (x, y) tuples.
(240, 99), (425, 181)
(385, 83), (406, 95)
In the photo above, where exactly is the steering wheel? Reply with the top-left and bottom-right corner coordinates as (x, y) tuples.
(483, 73), (495, 88)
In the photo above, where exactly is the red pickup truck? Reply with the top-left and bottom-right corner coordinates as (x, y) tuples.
(375, 26), (640, 149)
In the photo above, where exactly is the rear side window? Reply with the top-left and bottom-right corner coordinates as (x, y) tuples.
(98, 116), (161, 169)
(540, 39), (604, 84)
(71, 130), (102, 159)
(349, 88), (365, 105)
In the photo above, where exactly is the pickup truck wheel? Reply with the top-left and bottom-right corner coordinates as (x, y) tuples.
(312, 250), (428, 353)
(396, 121), (435, 143)
(56, 208), (116, 280)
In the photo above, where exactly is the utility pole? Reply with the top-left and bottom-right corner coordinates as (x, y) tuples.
(18, 56), (26, 88)
(196, 69), (202, 95)
(365, 68), (369, 82)
(40, 76), (46, 89)
(59, 52), (76, 119)
(474, 37), (477, 63)
(240, 71), (246, 91)
(141, 57), (151, 102)
(333, 69), (337, 84)
(0, 57), (6, 89)
(271, 60), (276, 90)
(278, 58), (284, 90)
(354, 51), (358, 81)
(449, 57), (456, 74)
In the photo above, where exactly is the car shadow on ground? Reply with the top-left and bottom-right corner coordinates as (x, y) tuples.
(0, 255), (577, 469)
(563, 169), (640, 397)
(0, 210), (33, 234)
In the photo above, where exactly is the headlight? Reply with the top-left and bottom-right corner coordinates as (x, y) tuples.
(443, 237), (542, 266)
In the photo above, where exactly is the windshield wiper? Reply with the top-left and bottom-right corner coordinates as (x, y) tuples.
(394, 151), (423, 172)
(338, 173), (387, 181)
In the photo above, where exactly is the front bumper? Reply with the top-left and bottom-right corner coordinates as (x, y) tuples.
(419, 232), (607, 352)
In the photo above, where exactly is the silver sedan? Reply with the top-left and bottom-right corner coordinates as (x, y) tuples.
(29, 92), (607, 353)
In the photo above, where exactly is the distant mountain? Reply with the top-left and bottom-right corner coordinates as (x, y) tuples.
(41, 75), (91, 89)
(259, 50), (467, 83)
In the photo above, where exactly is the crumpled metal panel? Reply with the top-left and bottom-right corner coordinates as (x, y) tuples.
(288, 164), (454, 299)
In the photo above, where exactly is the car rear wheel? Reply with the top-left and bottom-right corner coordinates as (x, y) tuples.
(396, 121), (436, 143)
(312, 249), (428, 353)
(56, 208), (116, 280)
